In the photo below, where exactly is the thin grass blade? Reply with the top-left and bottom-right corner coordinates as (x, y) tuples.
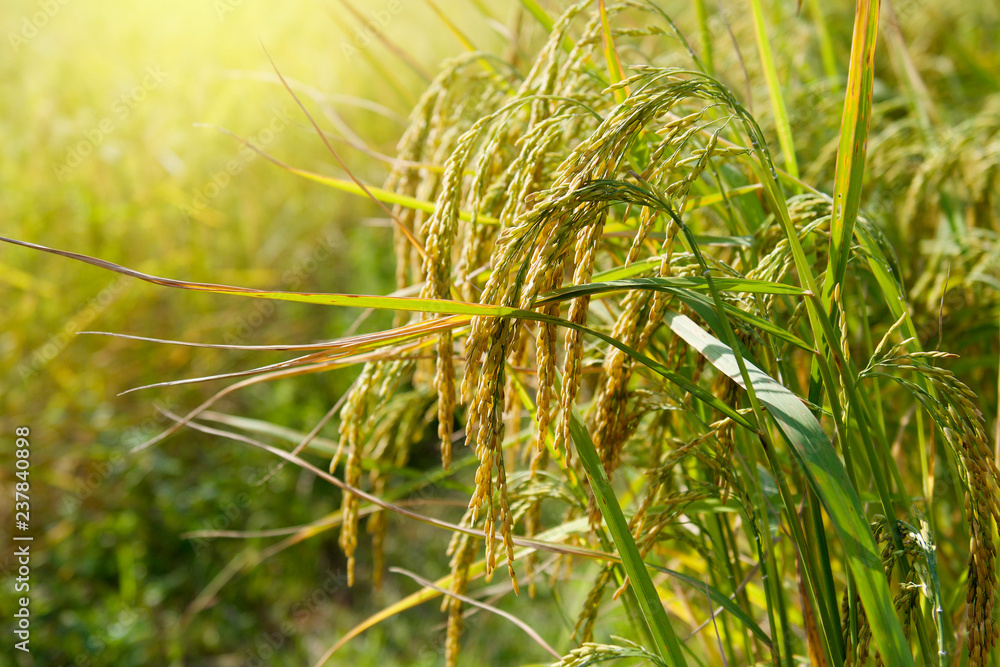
(568, 410), (688, 666)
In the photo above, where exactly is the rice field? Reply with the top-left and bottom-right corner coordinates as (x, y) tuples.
(3, 1), (1000, 665)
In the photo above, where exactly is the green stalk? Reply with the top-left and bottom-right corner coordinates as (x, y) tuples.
(568, 412), (688, 666)
(730, 427), (786, 667)
(675, 118), (910, 659)
(807, 489), (843, 654)
(511, 369), (661, 655)
(664, 199), (840, 665)
(722, 516), (759, 661)
(694, 0), (714, 75)
(806, 0), (839, 82)
(598, 0), (629, 104)
(823, 0), (881, 308)
(749, 0), (799, 180)
(707, 514), (749, 662)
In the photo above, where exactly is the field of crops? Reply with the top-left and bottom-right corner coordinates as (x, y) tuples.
(3, 1), (999, 665)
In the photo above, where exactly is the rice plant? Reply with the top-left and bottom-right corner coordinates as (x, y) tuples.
(6, 0), (999, 665)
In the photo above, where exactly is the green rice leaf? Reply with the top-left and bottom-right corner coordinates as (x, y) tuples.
(598, 0), (629, 103)
(824, 0), (881, 302)
(516, 0), (554, 32)
(664, 312), (914, 667)
(652, 566), (772, 647)
(537, 279), (812, 351)
(568, 411), (688, 666)
(750, 0), (799, 179)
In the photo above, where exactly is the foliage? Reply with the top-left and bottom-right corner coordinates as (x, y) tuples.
(4, 0), (1000, 665)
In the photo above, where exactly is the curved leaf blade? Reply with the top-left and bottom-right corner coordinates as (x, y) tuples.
(665, 312), (913, 666)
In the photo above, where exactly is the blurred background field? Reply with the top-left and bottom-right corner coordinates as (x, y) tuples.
(1, 0), (998, 665)
(0, 1), (514, 664)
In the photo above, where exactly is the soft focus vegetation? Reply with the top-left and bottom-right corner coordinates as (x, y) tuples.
(2, 0), (1000, 666)
(1, 1), (494, 664)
